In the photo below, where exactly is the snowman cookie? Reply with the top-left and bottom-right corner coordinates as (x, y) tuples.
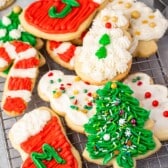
(38, 70), (100, 133)
(20, 0), (108, 41)
(124, 72), (168, 141)
(107, 0), (168, 57)
(9, 107), (82, 168)
(75, 8), (132, 85)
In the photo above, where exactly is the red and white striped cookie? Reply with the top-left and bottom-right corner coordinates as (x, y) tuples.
(46, 41), (81, 70)
(1, 41), (40, 116)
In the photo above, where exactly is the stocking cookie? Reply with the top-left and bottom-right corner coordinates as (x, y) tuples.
(1, 41), (42, 116)
(107, 0), (168, 57)
(38, 70), (99, 133)
(0, 0), (15, 10)
(9, 107), (82, 168)
(20, 0), (108, 41)
(83, 81), (161, 168)
(124, 72), (168, 141)
(75, 8), (132, 85)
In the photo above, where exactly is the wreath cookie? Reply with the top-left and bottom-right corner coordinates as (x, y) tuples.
(9, 107), (82, 168)
(124, 72), (168, 141)
(20, 0), (108, 41)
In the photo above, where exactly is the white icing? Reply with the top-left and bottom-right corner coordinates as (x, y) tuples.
(77, 23), (131, 82)
(9, 29), (21, 39)
(4, 90), (31, 102)
(38, 70), (100, 126)
(10, 68), (37, 78)
(2, 16), (11, 26)
(0, 58), (8, 67)
(4, 42), (18, 59)
(124, 73), (168, 139)
(9, 109), (51, 145)
(93, 0), (105, 4)
(17, 48), (37, 60)
(0, 29), (7, 38)
(53, 42), (72, 54)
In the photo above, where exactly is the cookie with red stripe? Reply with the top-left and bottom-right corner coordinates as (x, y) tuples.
(20, 0), (108, 41)
(1, 41), (42, 116)
(9, 107), (82, 168)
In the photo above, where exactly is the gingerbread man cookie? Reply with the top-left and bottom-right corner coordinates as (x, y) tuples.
(75, 8), (132, 85)
(124, 72), (168, 141)
(38, 70), (100, 133)
(9, 107), (82, 168)
(20, 0), (108, 41)
(107, 0), (168, 57)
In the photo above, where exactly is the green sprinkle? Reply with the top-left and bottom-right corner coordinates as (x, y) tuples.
(84, 105), (93, 110)
(62, 90), (66, 93)
(70, 96), (75, 99)
(52, 90), (56, 94)
(132, 78), (137, 83)
(70, 105), (79, 110)
(50, 80), (54, 84)
(83, 89), (88, 93)
(58, 78), (62, 83)
(137, 76), (141, 80)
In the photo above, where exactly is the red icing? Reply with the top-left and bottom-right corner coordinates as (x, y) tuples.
(152, 100), (159, 107)
(49, 41), (62, 50)
(24, 0), (100, 33)
(21, 117), (78, 168)
(58, 45), (76, 62)
(8, 77), (32, 91)
(14, 57), (39, 69)
(163, 111), (168, 117)
(3, 97), (26, 114)
(105, 22), (112, 29)
(145, 92), (151, 99)
(0, 47), (12, 64)
(12, 41), (31, 52)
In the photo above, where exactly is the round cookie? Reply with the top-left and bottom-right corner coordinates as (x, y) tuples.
(75, 9), (132, 85)
(20, 0), (108, 41)
(124, 72), (168, 141)
(107, 0), (168, 57)
(0, 0), (15, 10)
(9, 107), (82, 168)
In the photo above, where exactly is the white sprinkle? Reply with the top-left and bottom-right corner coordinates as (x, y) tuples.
(103, 134), (110, 141)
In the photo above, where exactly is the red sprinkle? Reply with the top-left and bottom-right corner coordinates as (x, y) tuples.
(74, 99), (78, 105)
(88, 102), (93, 106)
(59, 86), (65, 90)
(163, 111), (168, 117)
(87, 92), (92, 97)
(152, 100), (159, 107)
(67, 83), (72, 86)
(61, 84), (64, 86)
(105, 22), (112, 29)
(85, 82), (90, 85)
(137, 81), (143, 86)
(48, 72), (53, 77)
(145, 92), (152, 99)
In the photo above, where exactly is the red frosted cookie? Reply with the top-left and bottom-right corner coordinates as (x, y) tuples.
(9, 107), (82, 168)
(20, 0), (108, 41)
(1, 41), (42, 116)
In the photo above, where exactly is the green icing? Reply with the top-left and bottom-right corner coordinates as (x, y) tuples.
(84, 82), (156, 168)
(48, 0), (80, 18)
(31, 143), (66, 168)
(0, 10), (36, 46)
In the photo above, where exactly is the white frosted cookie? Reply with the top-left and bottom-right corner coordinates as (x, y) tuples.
(107, 0), (168, 57)
(75, 8), (132, 85)
(38, 70), (100, 133)
(9, 107), (82, 168)
(124, 72), (168, 141)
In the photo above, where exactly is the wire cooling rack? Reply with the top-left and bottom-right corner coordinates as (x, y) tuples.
(0, 1), (168, 168)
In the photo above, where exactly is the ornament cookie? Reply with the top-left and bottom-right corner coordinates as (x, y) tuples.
(83, 81), (161, 168)
(0, 6), (43, 49)
(9, 107), (82, 168)
(107, 0), (168, 57)
(0, 0), (15, 10)
(38, 70), (99, 133)
(20, 0), (108, 41)
(75, 9), (132, 85)
(1, 41), (42, 116)
(124, 72), (168, 141)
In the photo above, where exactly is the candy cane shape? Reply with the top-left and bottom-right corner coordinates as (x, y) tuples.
(1, 41), (40, 116)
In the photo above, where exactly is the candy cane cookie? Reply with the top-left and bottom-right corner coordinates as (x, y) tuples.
(1, 41), (41, 116)
(9, 107), (82, 168)
(124, 73), (168, 141)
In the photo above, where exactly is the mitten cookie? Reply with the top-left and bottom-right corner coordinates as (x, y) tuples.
(124, 72), (168, 141)
(107, 0), (168, 57)
(75, 9), (132, 85)
(0, 6), (43, 49)
(0, 0), (15, 10)
(83, 81), (161, 168)
(1, 41), (42, 116)
(20, 0), (108, 41)
(38, 70), (99, 133)
(9, 107), (82, 168)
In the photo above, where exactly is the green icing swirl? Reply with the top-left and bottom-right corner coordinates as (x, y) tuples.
(31, 143), (66, 168)
(0, 10), (36, 46)
(84, 81), (156, 168)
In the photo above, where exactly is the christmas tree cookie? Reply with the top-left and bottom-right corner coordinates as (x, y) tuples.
(38, 70), (99, 133)
(20, 0), (108, 41)
(9, 107), (82, 168)
(124, 72), (168, 141)
(75, 8), (132, 85)
(83, 82), (161, 168)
